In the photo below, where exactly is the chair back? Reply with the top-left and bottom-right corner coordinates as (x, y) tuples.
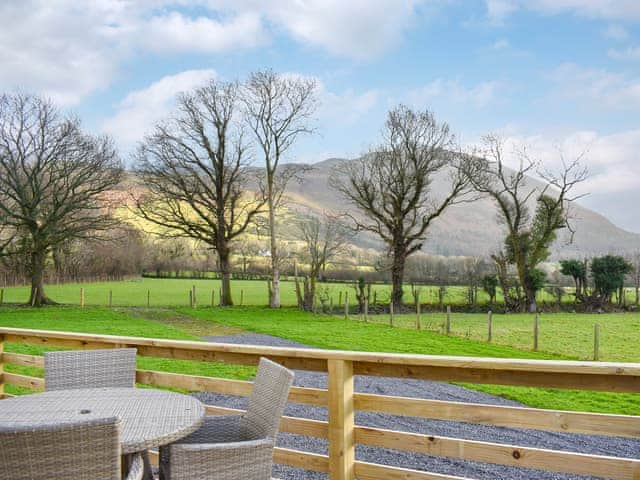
(243, 357), (294, 439)
(0, 417), (121, 480)
(45, 348), (137, 391)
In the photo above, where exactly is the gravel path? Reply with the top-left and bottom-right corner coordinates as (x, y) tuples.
(198, 333), (640, 480)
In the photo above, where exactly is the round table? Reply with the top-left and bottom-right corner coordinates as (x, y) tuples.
(0, 387), (205, 454)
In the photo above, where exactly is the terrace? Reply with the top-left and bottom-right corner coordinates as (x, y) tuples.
(1, 326), (639, 479)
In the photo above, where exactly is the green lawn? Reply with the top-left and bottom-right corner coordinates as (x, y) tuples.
(0, 277), (564, 308)
(364, 311), (640, 362)
(1, 304), (639, 415)
(183, 307), (640, 415)
(0, 307), (255, 395)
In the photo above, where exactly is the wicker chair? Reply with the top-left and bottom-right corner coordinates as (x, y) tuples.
(160, 357), (295, 480)
(44, 348), (137, 391)
(43, 348), (152, 478)
(0, 416), (143, 480)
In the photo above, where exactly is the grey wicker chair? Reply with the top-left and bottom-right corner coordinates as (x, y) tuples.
(43, 348), (152, 478)
(0, 416), (143, 480)
(160, 357), (294, 480)
(44, 348), (137, 391)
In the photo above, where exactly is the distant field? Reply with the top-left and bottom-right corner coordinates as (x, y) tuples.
(364, 311), (640, 363)
(0, 277), (566, 307)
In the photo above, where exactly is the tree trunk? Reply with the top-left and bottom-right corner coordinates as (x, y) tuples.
(267, 186), (280, 308)
(29, 249), (52, 307)
(303, 276), (315, 311)
(391, 246), (406, 311)
(525, 287), (537, 313)
(218, 247), (233, 306)
(294, 260), (304, 309)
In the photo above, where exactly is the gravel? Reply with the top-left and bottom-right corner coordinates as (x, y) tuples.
(198, 333), (640, 480)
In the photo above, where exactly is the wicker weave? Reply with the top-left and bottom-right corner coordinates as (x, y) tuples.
(45, 348), (137, 391)
(160, 357), (294, 480)
(0, 388), (205, 454)
(0, 416), (144, 480)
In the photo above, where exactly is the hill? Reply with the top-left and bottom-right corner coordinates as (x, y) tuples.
(282, 158), (640, 258)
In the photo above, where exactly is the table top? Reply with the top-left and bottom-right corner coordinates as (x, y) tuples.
(0, 388), (205, 454)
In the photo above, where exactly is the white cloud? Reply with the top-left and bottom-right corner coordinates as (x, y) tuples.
(498, 129), (640, 195)
(140, 11), (266, 53)
(258, 0), (424, 60)
(103, 69), (216, 149)
(608, 46), (640, 61)
(320, 88), (381, 124)
(408, 78), (503, 108)
(492, 38), (511, 50)
(104, 69), (380, 153)
(0, 1), (125, 105)
(0, 1), (430, 105)
(485, 0), (518, 24)
(485, 0), (640, 22)
(0, 2), (265, 105)
(550, 63), (640, 109)
(603, 24), (629, 41)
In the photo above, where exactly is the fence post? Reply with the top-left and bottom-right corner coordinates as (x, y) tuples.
(211, 290), (215, 307)
(594, 324), (600, 361)
(80, 288), (85, 308)
(189, 290), (193, 308)
(339, 291), (343, 307)
(327, 359), (355, 480)
(240, 289), (244, 306)
(0, 288), (3, 306)
(108, 290), (113, 308)
(416, 294), (421, 330)
(192, 285), (197, 308)
(487, 310), (493, 342)
(533, 314), (539, 351)
(147, 290), (150, 308)
(446, 305), (451, 334)
(219, 288), (222, 307)
(389, 301), (394, 327)
(344, 292), (349, 319)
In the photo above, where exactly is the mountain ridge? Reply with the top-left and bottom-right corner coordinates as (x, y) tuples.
(281, 157), (640, 258)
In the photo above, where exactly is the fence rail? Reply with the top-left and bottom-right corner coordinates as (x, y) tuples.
(1, 327), (639, 480)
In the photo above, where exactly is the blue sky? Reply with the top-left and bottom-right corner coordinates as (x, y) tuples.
(1, 1), (640, 232)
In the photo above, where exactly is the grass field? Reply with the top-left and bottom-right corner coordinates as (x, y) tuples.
(0, 307), (256, 395)
(359, 311), (640, 363)
(0, 277), (567, 307)
(183, 307), (640, 415)
(2, 303), (639, 415)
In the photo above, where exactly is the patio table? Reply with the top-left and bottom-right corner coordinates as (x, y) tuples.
(0, 387), (205, 454)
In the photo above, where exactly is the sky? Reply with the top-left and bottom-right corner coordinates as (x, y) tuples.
(1, 0), (640, 232)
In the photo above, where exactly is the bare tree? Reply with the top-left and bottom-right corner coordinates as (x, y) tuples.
(465, 135), (588, 312)
(331, 105), (473, 310)
(134, 80), (266, 306)
(462, 257), (485, 308)
(0, 94), (123, 306)
(295, 213), (352, 311)
(242, 70), (319, 308)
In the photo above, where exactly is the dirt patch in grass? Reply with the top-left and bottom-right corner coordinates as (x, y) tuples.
(124, 308), (245, 337)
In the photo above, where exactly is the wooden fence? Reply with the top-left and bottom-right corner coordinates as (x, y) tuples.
(1, 327), (639, 480)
